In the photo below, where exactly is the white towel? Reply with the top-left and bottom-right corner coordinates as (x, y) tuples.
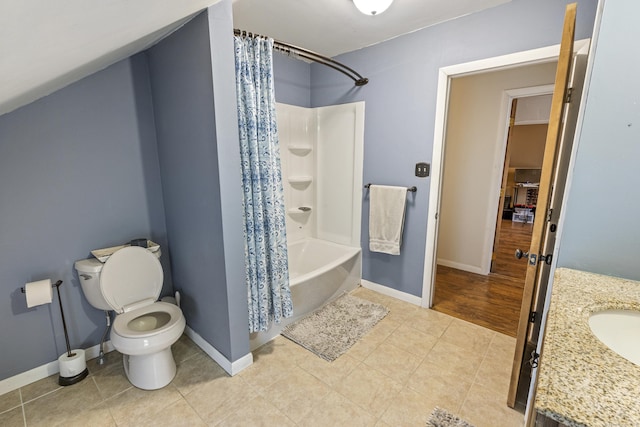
(369, 185), (408, 255)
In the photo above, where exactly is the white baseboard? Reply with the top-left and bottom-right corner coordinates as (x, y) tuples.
(360, 279), (422, 306)
(0, 340), (115, 396)
(184, 326), (253, 376)
(437, 259), (486, 275)
(0, 326), (256, 396)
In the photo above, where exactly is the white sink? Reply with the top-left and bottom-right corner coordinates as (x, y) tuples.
(588, 309), (640, 366)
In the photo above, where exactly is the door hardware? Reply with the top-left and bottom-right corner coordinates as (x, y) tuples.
(515, 249), (529, 260)
(528, 253), (552, 266)
(529, 311), (538, 323)
(529, 351), (540, 368)
(565, 87), (573, 103)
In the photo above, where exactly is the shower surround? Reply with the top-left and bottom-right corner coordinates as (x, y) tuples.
(249, 101), (365, 350)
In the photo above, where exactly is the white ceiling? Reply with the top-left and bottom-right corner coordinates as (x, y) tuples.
(0, 0), (511, 116)
(232, 0), (511, 57)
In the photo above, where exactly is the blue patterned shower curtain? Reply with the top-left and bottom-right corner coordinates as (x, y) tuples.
(234, 35), (293, 333)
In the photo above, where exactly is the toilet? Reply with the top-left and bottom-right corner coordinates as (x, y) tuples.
(74, 246), (185, 390)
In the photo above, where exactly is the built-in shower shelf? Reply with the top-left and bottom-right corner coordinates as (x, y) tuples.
(288, 176), (313, 185)
(288, 145), (312, 155)
(287, 206), (313, 215)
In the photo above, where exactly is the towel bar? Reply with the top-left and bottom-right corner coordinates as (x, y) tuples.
(364, 183), (417, 192)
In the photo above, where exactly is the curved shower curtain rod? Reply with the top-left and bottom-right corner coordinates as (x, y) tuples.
(233, 29), (369, 87)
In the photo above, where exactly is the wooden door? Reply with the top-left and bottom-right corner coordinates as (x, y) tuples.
(491, 99), (518, 272)
(507, 3), (577, 409)
(527, 50), (587, 345)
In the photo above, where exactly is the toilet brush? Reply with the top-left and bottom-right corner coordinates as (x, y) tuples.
(52, 280), (89, 386)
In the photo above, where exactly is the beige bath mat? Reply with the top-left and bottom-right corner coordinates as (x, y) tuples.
(281, 293), (388, 361)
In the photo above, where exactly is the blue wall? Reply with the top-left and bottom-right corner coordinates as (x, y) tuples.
(147, 3), (249, 362)
(206, 2), (252, 361)
(0, 1), (251, 381)
(273, 53), (311, 107)
(557, 0), (640, 280)
(307, 0), (599, 297)
(0, 55), (171, 380)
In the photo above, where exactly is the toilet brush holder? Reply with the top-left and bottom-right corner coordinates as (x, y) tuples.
(53, 280), (88, 386)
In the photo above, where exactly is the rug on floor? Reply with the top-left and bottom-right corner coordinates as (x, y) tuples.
(426, 407), (476, 427)
(281, 293), (389, 361)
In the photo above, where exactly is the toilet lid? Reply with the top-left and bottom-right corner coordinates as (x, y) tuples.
(100, 246), (163, 313)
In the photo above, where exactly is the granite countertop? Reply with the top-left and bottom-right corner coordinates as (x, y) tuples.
(535, 268), (640, 426)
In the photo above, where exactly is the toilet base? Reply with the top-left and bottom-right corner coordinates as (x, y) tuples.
(122, 347), (176, 390)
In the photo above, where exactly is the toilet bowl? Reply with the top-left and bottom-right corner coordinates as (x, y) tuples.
(111, 301), (185, 390)
(75, 246), (185, 390)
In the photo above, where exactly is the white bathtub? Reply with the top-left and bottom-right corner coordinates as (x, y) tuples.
(249, 238), (361, 350)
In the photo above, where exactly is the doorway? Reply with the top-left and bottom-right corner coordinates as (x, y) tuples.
(429, 66), (556, 338)
(420, 39), (590, 309)
(423, 26), (590, 418)
(491, 94), (552, 281)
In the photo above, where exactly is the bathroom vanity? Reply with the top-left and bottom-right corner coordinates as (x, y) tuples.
(535, 268), (640, 426)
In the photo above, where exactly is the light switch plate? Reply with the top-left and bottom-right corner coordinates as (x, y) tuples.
(415, 162), (430, 178)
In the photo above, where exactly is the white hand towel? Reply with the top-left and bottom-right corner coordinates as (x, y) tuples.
(369, 185), (408, 255)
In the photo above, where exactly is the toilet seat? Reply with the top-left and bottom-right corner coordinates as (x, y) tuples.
(100, 246), (163, 313)
(112, 302), (183, 339)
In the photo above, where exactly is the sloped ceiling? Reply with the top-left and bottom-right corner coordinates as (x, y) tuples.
(0, 0), (222, 115)
(1, 0), (512, 116)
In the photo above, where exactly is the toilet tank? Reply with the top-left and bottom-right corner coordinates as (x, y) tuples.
(75, 248), (162, 311)
(74, 258), (111, 310)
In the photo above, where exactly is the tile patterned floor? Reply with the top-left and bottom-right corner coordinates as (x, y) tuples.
(0, 287), (524, 426)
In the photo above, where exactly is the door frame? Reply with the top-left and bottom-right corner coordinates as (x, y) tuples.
(420, 39), (590, 309)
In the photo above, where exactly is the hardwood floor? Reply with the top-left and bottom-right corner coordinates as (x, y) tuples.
(432, 219), (532, 337)
(491, 219), (534, 279)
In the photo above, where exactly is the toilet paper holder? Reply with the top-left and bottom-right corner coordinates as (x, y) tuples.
(21, 280), (88, 385)
(21, 280), (73, 357)
(20, 279), (62, 294)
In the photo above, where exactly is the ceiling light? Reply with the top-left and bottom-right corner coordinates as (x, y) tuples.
(353, 0), (394, 16)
